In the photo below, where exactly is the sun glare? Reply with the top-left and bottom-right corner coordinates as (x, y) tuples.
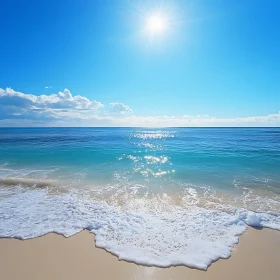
(146, 15), (166, 34)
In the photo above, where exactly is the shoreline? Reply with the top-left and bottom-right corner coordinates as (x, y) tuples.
(0, 227), (279, 280)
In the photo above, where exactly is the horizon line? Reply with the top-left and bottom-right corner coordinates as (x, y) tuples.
(0, 126), (280, 129)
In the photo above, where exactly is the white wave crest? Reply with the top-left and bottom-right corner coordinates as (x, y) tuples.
(0, 187), (279, 270)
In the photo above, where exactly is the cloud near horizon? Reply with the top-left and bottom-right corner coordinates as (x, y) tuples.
(109, 102), (133, 114)
(0, 87), (279, 127)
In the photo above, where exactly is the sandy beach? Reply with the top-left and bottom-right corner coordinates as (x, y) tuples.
(0, 227), (279, 280)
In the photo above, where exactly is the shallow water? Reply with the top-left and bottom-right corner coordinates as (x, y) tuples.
(0, 128), (279, 269)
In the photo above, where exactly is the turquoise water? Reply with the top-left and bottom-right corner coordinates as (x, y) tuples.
(1, 127), (279, 191)
(0, 128), (280, 269)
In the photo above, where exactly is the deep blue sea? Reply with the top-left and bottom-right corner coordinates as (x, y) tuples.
(0, 128), (280, 269)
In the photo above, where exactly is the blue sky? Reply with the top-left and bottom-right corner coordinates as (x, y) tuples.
(0, 0), (279, 126)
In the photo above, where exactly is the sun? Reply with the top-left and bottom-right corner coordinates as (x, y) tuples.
(146, 14), (166, 34)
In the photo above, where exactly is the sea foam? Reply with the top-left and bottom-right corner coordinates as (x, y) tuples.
(0, 186), (279, 270)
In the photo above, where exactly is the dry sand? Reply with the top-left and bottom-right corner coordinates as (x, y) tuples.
(0, 228), (279, 280)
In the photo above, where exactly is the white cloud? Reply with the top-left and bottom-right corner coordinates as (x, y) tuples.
(109, 102), (133, 114)
(0, 87), (279, 127)
(0, 88), (103, 110)
(0, 88), (104, 121)
(109, 114), (280, 127)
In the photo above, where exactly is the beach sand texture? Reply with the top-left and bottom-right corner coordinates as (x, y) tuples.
(0, 227), (279, 280)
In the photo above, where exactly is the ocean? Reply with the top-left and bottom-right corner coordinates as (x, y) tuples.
(0, 127), (279, 270)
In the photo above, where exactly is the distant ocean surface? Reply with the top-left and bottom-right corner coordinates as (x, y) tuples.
(0, 127), (280, 269)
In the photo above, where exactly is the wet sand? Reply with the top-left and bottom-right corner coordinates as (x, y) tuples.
(0, 227), (279, 280)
